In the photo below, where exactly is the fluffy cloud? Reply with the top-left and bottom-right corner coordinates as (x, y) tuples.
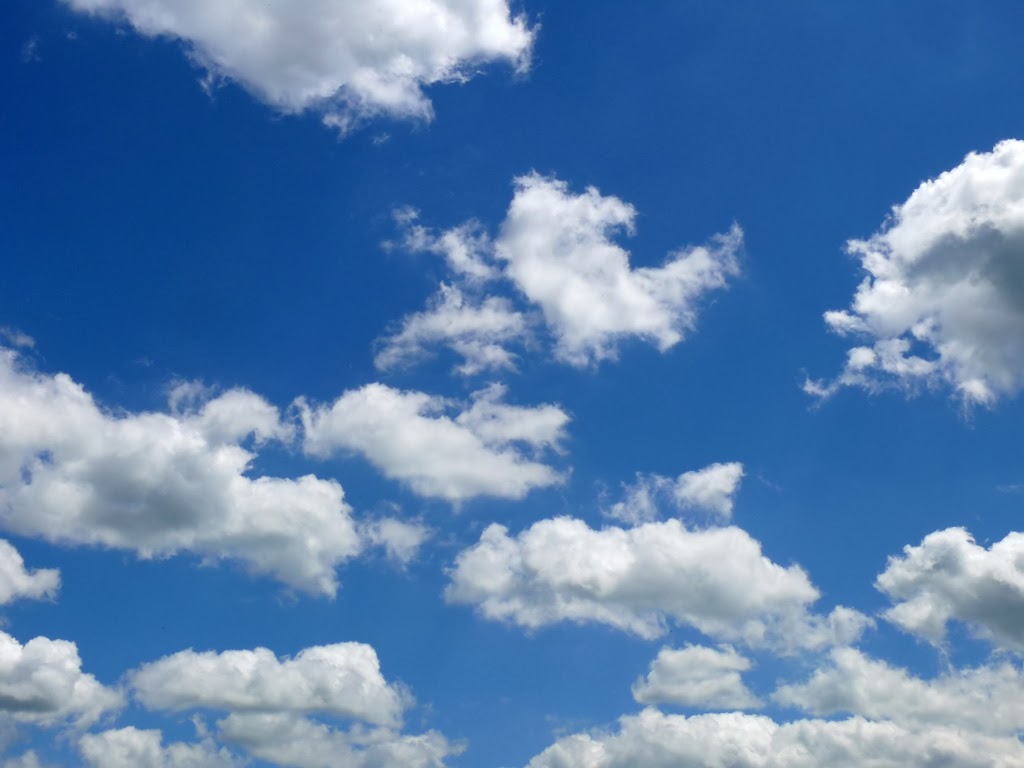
(62, 0), (535, 132)
(445, 517), (866, 649)
(79, 727), (239, 768)
(525, 709), (1024, 768)
(607, 462), (745, 524)
(0, 348), (363, 596)
(217, 712), (459, 768)
(374, 284), (527, 375)
(774, 647), (1024, 737)
(876, 527), (1024, 650)
(632, 645), (761, 710)
(361, 518), (431, 566)
(497, 174), (742, 366)
(131, 643), (406, 728)
(298, 383), (566, 502)
(384, 175), (742, 372)
(0, 540), (59, 606)
(808, 139), (1024, 405)
(0, 630), (122, 728)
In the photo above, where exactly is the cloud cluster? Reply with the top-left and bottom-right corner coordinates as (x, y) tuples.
(62, 0), (535, 132)
(632, 645), (761, 710)
(79, 727), (239, 768)
(876, 527), (1024, 650)
(298, 382), (567, 502)
(808, 139), (1024, 405)
(606, 462), (745, 524)
(378, 174), (743, 372)
(445, 516), (865, 649)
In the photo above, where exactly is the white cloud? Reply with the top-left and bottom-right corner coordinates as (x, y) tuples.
(876, 527), (1024, 650)
(497, 174), (742, 366)
(217, 712), (459, 768)
(362, 518), (431, 566)
(445, 517), (866, 649)
(0, 630), (122, 728)
(632, 645), (761, 710)
(774, 647), (1024, 737)
(525, 708), (1024, 768)
(374, 283), (527, 375)
(0, 349), (366, 596)
(79, 727), (239, 768)
(0, 540), (59, 606)
(0, 329), (33, 350)
(2, 752), (46, 768)
(131, 643), (406, 728)
(607, 462), (745, 524)
(298, 383), (566, 502)
(808, 139), (1024, 406)
(62, 0), (535, 132)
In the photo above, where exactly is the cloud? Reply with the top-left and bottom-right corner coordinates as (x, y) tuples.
(217, 712), (459, 768)
(384, 175), (742, 372)
(0, 630), (122, 728)
(130, 643), (406, 728)
(62, 0), (535, 132)
(374, 283), (527, 375)
(497, 174), (743, 366)
(0, 540), (59, 606)
(524, 709), (1024, 768)
(361, 518), (432, 566)
(298, 383), (567, 502)
(79, 727), (239, 768)
(445, 516), (867, 649)
(0, 329), (33, 350)
(632, 645), (761, 710)
(0, 348), (363, 596)
(876, 527), (1024, 650)
(774, 647), (1024, 737)
(807, 139), (1024, 406)
(607, 462), (745, 524)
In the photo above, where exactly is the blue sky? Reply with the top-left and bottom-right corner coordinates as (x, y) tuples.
(3, 1), (1024, 766)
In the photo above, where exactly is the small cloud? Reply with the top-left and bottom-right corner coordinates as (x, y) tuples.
(996, 484), (1024, 495)
(20, 38), (40, 64)
(0, 327), (35, 349)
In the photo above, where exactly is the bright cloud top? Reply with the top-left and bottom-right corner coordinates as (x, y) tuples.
(632, 645), (761, 710)
(446, 516), (866, 649)
(298, 382), (567, 502)
(0, 630), (122, 729)
(0, 348), (363, 596)
(808, 139), (1024, 406)
(876, 526), (1024, 651)
(0, 540), (59, 606)
(62, 0), (535, 132)
(378, 174), (743, 371)
(607, 462), (745, 524)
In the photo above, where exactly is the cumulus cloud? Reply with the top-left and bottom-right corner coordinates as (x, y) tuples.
(217, 712), (459, 768)
(383, 175), (742, 372)
(62, 0), (535, 132)
(298, 383), (566, 502)
(0, 348), (363, 596)
(361, 518), (432, 566)
(0, 540), (59, 606)
(774, 647), (1024, 737)
(0, 630), (122, 728)
(445, 517), (867, 649)
(606, 462), (745, 524)
(525, 708), (1024, 768)
(876, 527), (1024, 650)
(79, 727), (239, 768)
(807, 139), (1024, 406)
(131, 643), (406, 728)
(632, 645), (761, 710)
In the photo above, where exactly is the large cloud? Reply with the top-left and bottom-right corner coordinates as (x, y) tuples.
(875, 527), (1024, 650)
(525, 709), (1024, 768)
(808, 139), (1024, 406)
(632, 645), (761, 710)
(0, 540), (59, 606)
(380, 175), (742, 371)
(0, 348), (363, 596)
(0, 630), (122, 728)
(130, 643), (406, 728)
(445, 517), (867, 649)
(79, 727), (239, 768)
(298, 382), (567, 502)
(62, 0), (535, 132)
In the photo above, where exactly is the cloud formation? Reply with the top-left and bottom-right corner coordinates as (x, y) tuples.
(0, 540), (59, 606)
(632, 645), (761, 710)
(62, 0), (535, 132)
(298, 382), (567, 502)
(606, 462), (745, 524)
(808, 139), (1024, 405)
(79, 727), (239, 768)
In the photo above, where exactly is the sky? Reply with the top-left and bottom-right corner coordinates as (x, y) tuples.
(3, 1), (1024, 766)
